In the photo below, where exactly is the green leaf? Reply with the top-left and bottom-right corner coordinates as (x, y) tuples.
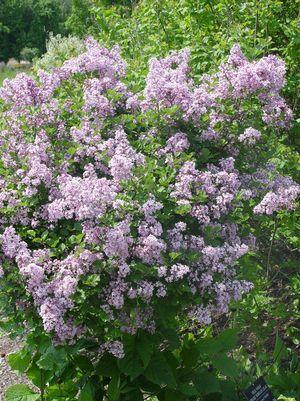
(164, 389), (185, 401)
(96, 353), (119, 377)
(136, 332), (154, 367)
(136, 376), (161, 393)
(181, 342), (200, 369)
(73, 355), (94, 373)
(192, 369), (221, 395)
(8, 350), (31, 373)
(216, 329), (239, 351)
(145, 353), (177, 389)
(179, 382), (199, 396)
(197, 329), (238, 355)
(273, 332), (288, 365)
(124, 389), (143, 401)
(4, 384), (40, 401)
(194, 190), (208, 203)
(79, 381), (94, 401)
(118, 351), (144, 380)
(175, 203), (192, 215)
(107, 375), (120, 401)
(200, 147), (211, 162)
(220, 380), (238, 401)
(82, 274), (101, 287)
(36, 346), (67, 371)
(212, 355), (239, 378)
(118, 336), (145, 379)
(26, 333), (51, 354)
(161, 327), (180, 350)
(67, 146), (78, 155)
(26, 365), (53, 388)
(169, 252), (181, 261)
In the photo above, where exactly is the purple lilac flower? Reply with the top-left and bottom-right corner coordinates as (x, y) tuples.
(254, 185), (300, 215)
(142, 49), (192, 112)
(238, 127), (261, 145)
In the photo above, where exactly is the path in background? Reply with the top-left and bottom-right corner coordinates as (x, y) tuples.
(0, 331), (34, 400)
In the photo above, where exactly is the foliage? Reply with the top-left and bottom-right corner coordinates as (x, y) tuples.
(20, 47), (40, 62)
(0, 0), (70, 61)
(34, 33), (86, 71)
(65, 0), (95, 37)
(0, 33), (298, 400)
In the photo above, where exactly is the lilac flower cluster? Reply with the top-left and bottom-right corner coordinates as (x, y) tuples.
(0, 39), (298, 353)
(142, 49), (192, 111)
(157, 132), (190, 158)
(100, 341), (125, 359)
(139, 43), (292, 136)
(0, 73), (46, 108)
(254, 185), (300, 215)
(1, 226), (102, 341)
(135, 196), (166, 264)
(171, 158), (240, 224)
(47, 172), (118, 221)
(238, 127), (261, 145)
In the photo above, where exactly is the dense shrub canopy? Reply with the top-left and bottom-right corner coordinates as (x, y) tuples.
(0, 38), (298, 355)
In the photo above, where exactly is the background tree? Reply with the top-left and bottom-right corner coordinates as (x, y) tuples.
(0, 0), (69, 61)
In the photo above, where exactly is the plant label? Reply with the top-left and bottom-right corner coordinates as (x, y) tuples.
(244, 377), (276, 401)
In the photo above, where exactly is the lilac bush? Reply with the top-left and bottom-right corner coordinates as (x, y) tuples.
(0, 38), (298, 399)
